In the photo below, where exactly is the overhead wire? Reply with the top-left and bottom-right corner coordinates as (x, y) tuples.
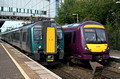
(44, 1), (60, 13)
(41, 1), (56, 10)
(31, 0), (56, 10)
(30, 0), (57, 17)
(24, 0), (32, 7)
(31, 0), (43, 8)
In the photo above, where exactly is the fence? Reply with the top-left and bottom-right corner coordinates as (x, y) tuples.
(109, 32), (120, 50)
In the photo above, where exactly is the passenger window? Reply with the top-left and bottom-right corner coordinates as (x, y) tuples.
(73, 31), (77, 43)
(1, 7), (3, 11)
(16, 33), (19, 40)
(33, 28), (42, 43)
(23, 32), (26, 42)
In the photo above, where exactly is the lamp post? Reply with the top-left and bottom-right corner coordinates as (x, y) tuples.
(72, 13), (79, 23)
(116, 1), (120, 4)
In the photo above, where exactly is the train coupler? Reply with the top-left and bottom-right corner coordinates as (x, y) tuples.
(46, 55), (54, 62)
(90, 62), (103, 79)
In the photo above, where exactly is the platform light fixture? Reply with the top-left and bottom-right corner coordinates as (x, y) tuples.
(72, 13), (79, 23)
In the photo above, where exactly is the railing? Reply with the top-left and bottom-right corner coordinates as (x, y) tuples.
(0, 11), (51, 22)
(0, 15), (50, 22)
(109, 32), (120, 50)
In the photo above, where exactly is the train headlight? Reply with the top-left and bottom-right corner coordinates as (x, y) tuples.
(84, 47), (89, 51)
(38, 45), (41, 49)
(107, 47), (110, 50)
(57, 45), (59, 48)
(106, 46), (110, 51)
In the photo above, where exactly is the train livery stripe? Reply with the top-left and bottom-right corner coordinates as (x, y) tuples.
(46, 27), (55, 53)
(0, 43), (30, 79)
(87, 44), (108, 52)
(84, 25), (105, 29)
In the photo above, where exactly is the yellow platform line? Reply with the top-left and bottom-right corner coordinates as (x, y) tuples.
(1, 43), (30, 79)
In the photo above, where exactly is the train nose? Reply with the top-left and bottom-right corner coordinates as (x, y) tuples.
(93, 55), (102, 62)
(47, 55), (54, 62)
(86, 44), (108, 52)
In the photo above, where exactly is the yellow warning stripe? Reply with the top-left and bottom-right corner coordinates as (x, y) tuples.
(0, 43), (30, 79)
(84, 25), (105, 29)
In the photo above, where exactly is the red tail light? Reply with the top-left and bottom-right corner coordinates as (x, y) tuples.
(36, 48), (38, 50)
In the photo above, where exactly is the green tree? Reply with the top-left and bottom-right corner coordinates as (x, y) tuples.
(56, 0), (120, 32)
(55, 0), (76, 24)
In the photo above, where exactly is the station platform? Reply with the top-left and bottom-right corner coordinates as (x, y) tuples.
(110, 50), (120, 59)
(0, 42), (61, 79)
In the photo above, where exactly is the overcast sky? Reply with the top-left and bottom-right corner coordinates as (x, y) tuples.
(1, 21), (24, 32)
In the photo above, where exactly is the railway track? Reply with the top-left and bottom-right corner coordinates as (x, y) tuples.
(102, 69), (120, 79)
(47, 59), (120, 79)
(102, 58), (120, 79)
(48, 63), (93, 79)
(51, 68), (78, 79)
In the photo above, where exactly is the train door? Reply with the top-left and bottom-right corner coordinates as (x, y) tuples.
(46, 27), (55, 53)
(20, 29), (22, 48)
(64, 32), (72, 56)
(22, 30), (27, 51)
(72, 31), (77, 55)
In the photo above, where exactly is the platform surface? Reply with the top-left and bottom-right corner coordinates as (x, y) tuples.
(110, 50), (120, 59)
(0, 43), (24, 79)
(0, 42), (61, 79)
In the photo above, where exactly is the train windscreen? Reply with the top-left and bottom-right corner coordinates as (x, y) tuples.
(34, 28), (42, 43)
(57, 29), (63, 40)
(84, 28), (107, 44)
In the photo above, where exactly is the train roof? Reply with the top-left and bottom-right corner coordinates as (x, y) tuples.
(62, 21), (103, 28)
(21, 20), (60, 28)
(0, 20), (61, 35)
(0, 28), (19, 35)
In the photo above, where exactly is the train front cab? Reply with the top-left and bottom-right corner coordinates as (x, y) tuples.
(31, 21), (64, 64)
(46, 25), (56, 62)
(31, 24), (43, 61)
(82, 24), (110, 62)
(57, 27), (64, 60)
